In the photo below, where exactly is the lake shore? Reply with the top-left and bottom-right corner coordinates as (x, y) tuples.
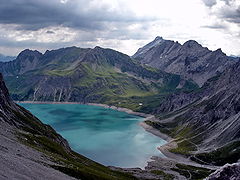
(16, 101), (175, 160)
(17, 101), (216, 173)
(16, 101), (152, 118)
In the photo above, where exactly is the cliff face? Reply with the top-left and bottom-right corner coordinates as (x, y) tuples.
(0, 72), (71, 149)
(133, 37), (235, 86)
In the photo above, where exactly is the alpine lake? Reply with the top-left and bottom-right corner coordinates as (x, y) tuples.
(19, 103), (166, 168)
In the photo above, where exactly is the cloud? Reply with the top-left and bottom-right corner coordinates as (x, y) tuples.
(0, 0), (153, 31)
(202, 24), (227, 29)
(219, 4), (240, 24)
(0, 0), (239, 57)
(46, 30), (55, 34)
(202, 0), (217, 7)
(0, 0), (159, 55)
(201, 0), (240, 25)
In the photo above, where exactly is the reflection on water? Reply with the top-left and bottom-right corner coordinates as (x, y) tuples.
(19, 103), (166, 168)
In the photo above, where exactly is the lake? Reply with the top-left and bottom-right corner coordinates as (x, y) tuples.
(19, 103), (166, 168)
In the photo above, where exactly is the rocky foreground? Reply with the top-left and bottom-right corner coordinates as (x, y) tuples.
(0, 121), (75, 180)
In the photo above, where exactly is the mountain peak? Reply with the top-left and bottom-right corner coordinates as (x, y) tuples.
(154, 36), (163, 41)
(183, 40), (202, 48)
(132, 36), (166, 57)
(17, 49), (42, 59)
(94, 46), (103, 50)
(152, 36), (165, 44)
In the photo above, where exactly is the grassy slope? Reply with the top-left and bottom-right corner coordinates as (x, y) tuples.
(5, 56), (198, 108)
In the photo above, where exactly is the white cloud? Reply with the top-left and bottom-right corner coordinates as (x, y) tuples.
(0, 0), (239, 56)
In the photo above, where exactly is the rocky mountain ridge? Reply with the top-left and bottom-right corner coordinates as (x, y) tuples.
(145, 60), (240, 168)
(133, 37), (235, 86)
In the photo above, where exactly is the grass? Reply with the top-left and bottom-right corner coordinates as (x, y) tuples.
(18, 132), (136, 180)
(150, 170), (174, 180)
(145, 116), (204, 156)
(191, 141), (240, 166)
(45, 69), (74, 76)
(170, 140), (197, 155)
(171, 164), (213, 180)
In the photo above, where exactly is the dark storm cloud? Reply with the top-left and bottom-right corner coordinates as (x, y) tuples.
(202, 0), (240, 25)
(0, 0), (150, 31)
(220, 6), (240, 24)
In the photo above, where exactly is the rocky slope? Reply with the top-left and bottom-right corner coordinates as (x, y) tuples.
(145, 61), (240, 169)
(0, 46), (197, 111)
(133, 37), (235, 86)
(0, 73), (140, 179)
(206, 163), (240, 180)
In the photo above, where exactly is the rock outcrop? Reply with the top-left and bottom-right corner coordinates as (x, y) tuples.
(205, 163), (240, 180)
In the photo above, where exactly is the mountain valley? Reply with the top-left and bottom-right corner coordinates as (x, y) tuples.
(0, 37), (239, 179)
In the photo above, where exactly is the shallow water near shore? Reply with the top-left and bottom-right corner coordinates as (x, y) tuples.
(19, 103), (166, 168)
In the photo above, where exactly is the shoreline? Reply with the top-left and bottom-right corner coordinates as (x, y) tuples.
(16, 101), (152, 118)
(16, 101), (215, 170)
(16, 101), (173, 157)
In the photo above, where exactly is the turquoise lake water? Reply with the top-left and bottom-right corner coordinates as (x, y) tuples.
(19, 103), (166, 168)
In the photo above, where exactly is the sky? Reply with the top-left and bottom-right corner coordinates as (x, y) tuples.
(0, 0), (239, 56)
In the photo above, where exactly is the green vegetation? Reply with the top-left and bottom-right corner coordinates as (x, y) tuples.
(151, 170), (174, 180)
(45, 69), (75, 76)
(170, 140), (197, 155)
(145, 117), (204, 156)
(191, 141), (240, 166)
(171, 164), (213, 180)
(5, 46), (199, 107)
(19, 133), (135, 180)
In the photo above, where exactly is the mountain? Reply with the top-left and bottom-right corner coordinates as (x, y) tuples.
(206, 163), (240, 180)
(0, 46), (197, 110)
(0, 73), (139, 179)
(145, 61), (240, 167)
(0, 53), (16, 62)
(133, 37), (235, 87)
(1, 44), (239, 179)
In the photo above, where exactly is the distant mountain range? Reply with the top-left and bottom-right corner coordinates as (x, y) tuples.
(0, 46), (197, 110)
(0, 53), (16, 62)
